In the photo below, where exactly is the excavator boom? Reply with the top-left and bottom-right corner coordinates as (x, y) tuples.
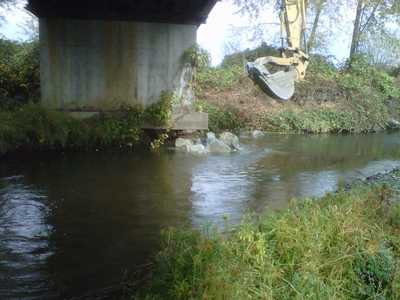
(247, 0), (309, 100)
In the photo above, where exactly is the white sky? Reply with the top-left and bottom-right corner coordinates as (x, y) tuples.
(1, 0), (355, 65)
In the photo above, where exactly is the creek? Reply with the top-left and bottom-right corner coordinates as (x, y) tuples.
(1, 132), (400, 299)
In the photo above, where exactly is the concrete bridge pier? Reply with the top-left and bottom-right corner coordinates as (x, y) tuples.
(28, 0), (218, 130)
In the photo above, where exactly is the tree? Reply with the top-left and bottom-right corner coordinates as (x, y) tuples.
(307, 0), (326, 50)
(19, 11), (39, 40)
(359, 27), (400, 66)
(349, 0), (400, 61)
(0, 0), (16, 26)
(232, 0), (337, 52)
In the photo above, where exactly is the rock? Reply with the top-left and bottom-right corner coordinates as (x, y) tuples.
(388, 119), (400, 129)
(239, 131), (251, 139)
(219, 132), (240, 150)
(175, 138), (193, 151)
(206, 139), (231, 154)
(189, 144), (208, 155)
(207, 132), (217, 143)
(252, 130), (265, 138)
(194, 138), (203, 145)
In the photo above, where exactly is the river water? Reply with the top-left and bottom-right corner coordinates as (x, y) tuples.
(1, 132), (400, 299)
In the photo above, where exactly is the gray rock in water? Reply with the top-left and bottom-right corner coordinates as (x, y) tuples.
(207, 132), (217, 143)
(206, 139), (231, 154)
(189, 144), (208, 155)
(219, 132), (240, 150)
(388, 119), (400, 129)
(252, 130), (265, 138)
(175, 138), (193, 152)
(194, 138), (203, 145)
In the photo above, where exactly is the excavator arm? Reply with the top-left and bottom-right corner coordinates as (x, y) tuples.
(247, 0), (309, 100)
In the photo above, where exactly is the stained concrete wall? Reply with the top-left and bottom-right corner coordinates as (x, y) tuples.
(39, 18), (197, 110)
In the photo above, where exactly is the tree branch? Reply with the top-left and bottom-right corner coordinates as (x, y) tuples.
(359, 0), (383, 35)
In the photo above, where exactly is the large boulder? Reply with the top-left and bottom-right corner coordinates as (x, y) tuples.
(219, 132), (240, 150)
(206, 138), (231, 154)
(252, 130), (265, 138)
(388, 119), (400, 129)
(207, 132), (217, 143)
(189, 144), (208, 155)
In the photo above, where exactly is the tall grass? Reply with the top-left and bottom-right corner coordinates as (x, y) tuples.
(137, 185), (400, 299)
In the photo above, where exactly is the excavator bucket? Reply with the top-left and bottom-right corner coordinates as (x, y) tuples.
(246, 62), (296, 101)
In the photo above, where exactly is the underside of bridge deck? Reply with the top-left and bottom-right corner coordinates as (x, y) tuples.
(27, 0), (218, 25)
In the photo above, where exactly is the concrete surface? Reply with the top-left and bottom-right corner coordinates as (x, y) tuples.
(40, 18), (196, 110)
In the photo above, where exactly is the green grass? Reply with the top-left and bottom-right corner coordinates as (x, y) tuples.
(0, 98), (176, 155)
(0, 104), (145, 155)
(196, 100), (245, 133)
(196, 65), (244, 92)
(136, 185), (400, 299)
(263, 107), (387, 134)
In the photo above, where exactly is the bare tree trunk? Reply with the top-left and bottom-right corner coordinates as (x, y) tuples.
(349, 0), (364, 61)
(307, 1), (324, 51)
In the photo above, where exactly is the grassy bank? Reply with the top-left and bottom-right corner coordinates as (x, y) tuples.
(195, 47), (400, 134)
(0, 95), (173, 156)
(136, 173), (400, 299)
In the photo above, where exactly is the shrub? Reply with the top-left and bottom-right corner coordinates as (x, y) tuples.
(0, 104), (146, 155)
(196, 100), (245, 133)
(221, 43), (280, 68)
(182, 44), (211, 70)
(263, 108), (362, 133)
(142, 91), (173, 127)
(354, 246), (396, 297)
(196, 65), (243, 93)
(0, 39), (40, 109)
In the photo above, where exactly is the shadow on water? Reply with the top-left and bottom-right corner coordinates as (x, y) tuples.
(1, 132), (400, 298)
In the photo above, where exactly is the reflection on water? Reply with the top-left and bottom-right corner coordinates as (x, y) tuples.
(0, 132), (399, 298)
(0, 177), (54, 299)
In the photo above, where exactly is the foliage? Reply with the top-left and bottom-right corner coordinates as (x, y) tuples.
(196, 100), (245, 133)
(0, 39), (40, 109)
(142, 91), (173, 127)
(136, 185), (400, 299)
(221, 43), (280, 67)
(196, 65), (243, 92)
(354, 246), (396, 297)
(0, 89), (177, 155)
(349, 0), (400, 61)
(182, 44), (211, 70)
(0, 104), (145, 155)
(306, 54), (337, 80)
(263, 108), (361, 133)
(150, 132), (170, 152)
(340, 56), (400, 100)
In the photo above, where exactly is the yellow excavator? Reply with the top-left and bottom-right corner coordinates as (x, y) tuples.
(246, 0), (309, 100)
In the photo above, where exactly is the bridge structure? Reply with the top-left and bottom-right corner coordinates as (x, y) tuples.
(27, 0), (218, 129)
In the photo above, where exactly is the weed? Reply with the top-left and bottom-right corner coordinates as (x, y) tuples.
(136, 185), (400, 299)
(196, 100), (245, 133)
(196, 65), (243, 93)
(143, 91), (173, 127)
(0, 91), (176, 156)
